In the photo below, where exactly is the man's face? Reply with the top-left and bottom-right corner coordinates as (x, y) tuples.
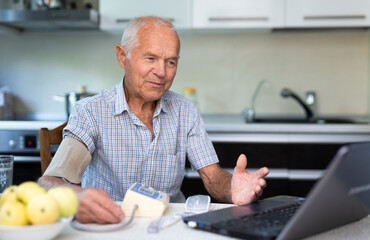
(118, 24), (180, 103)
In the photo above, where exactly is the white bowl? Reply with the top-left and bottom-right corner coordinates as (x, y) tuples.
(0, 218), (69, 240)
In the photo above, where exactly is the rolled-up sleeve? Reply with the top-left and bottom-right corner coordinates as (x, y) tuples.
(63, 100), (97, 154)
(186, 109), (219, 170)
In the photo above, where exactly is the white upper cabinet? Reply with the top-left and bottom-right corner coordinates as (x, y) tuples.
(100, 0), (370, 32)
(100, 0), (191, 32)
(286, 0), (370, 28)
(192, 0), (285, 29)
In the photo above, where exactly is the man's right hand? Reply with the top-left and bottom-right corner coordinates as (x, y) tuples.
(38, 176), (125, 224)
(76, 188), (125, 224)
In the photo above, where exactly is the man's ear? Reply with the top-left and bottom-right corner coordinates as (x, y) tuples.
(116, 45), (127, 69)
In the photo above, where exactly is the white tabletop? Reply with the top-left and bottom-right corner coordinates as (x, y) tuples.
(54, 203), (370, 240)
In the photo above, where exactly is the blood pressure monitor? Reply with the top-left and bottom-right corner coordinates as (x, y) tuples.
(121, 182), (169, 217)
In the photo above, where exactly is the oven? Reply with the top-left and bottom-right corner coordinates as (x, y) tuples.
(0, 121), (63, 184)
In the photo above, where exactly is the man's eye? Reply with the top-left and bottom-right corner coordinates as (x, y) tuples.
(147, 57), (155, 61)
(168, 61), (177, 67)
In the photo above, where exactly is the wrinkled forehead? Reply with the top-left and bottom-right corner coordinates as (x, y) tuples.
(137, 24), (180, 54)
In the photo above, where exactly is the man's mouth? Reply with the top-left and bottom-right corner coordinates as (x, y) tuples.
(147, 81), (164, 87)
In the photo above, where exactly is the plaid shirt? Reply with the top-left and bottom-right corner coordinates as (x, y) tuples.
(64, 80), (218, 202)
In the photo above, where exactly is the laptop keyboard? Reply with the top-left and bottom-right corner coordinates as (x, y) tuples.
(215, 200), (304, 234)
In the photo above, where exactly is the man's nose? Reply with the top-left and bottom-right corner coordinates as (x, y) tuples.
(153, 61), (166, 78)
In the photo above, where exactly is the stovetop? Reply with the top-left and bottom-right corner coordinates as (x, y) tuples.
(0, 121), (65, 130)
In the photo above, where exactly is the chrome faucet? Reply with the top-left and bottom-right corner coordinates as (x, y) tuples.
(305, 91), (317, 114)
(281, 88), (315, 122)
(243, 79), (270, 122)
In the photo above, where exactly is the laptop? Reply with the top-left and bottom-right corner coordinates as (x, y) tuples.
(183, 142), (370, 240)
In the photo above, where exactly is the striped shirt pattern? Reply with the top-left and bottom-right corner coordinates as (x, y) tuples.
(64, 80), (218, 201)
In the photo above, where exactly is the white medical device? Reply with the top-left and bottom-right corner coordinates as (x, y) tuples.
(122, 182), (169, 217)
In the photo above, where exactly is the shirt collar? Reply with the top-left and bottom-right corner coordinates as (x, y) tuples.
(115, 78), (169, 116)
(154, 94), (168, 117)
(115, 79), (128, 116)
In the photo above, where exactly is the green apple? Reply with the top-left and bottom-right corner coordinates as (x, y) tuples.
(0, 185), (18, 208)
(0, 200), (29, 226)
(27, 194), (60, 225)
(17, 181), (46, 205)
(48, 187), (79, 218)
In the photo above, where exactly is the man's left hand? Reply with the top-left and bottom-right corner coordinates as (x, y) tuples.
(231, 154), (269, 205)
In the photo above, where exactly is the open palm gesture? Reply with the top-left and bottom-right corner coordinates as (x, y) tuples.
(231, 154), (269, 205)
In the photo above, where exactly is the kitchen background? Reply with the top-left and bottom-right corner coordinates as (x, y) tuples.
(1, 0), (370, 200)
(0, 0), (369, 120)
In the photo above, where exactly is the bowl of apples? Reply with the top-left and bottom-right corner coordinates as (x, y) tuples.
(0, 218), (70, 240)
(0, 182), (79, 240)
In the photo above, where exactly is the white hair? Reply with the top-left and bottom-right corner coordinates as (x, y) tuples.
(120, 16), (178, 59)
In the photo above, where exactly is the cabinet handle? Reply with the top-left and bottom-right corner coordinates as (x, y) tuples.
(116, 18), (131, 23)
(116, 18), (175, 23)
(14, 156), (40, 162)
(304, 15), (366, 20)
(209, 17), (269, 22)
(185, 168), (323, 180)
(185, 168), (289, 179)
(289, 170), (324, 180)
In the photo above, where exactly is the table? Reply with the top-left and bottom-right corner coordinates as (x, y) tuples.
(55, 203), (370, 240)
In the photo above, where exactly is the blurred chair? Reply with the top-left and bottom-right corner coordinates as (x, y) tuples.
(39, 122), (67, 175)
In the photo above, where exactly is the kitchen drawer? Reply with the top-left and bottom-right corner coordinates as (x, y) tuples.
(212, 142), (342, 170)
(182, 142), (344, 201)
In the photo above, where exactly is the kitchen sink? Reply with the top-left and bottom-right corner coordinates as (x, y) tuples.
(242, 86), (369, 125)
(248, 117), (368, 124)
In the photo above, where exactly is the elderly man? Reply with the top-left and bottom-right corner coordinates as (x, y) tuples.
(38, 16), (269, 224)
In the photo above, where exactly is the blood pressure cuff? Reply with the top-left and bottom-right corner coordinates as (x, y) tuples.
(43, 137), (91, 184)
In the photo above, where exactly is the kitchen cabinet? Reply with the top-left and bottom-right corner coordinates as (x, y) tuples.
(0, 25), (17, 35)
(181, 115), (370, 201)
(193, 0), (284, 29)
(182, 142), (343, 201)
(100, 0), (370, 33)
(100, 0), (192, 32)
(286, 0), (370, 28)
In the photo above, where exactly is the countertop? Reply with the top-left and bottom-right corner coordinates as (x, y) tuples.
(1, 114), (370, 143)
(1, 114), (370, 133)
(0, 120), (65, 130)
(202, 114), (370, 134)
(202, 114), (370, 143)
(54, 203), (370, 240)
